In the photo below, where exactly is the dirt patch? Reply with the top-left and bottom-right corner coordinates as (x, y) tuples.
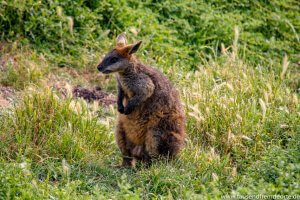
(46, 73), (116, 106)
(0, 95), (9, 108)
(0, 86), (15, 108)
(73, 86), (116, 106)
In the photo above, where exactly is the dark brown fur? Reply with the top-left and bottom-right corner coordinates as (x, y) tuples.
(98, 34), (185, 167)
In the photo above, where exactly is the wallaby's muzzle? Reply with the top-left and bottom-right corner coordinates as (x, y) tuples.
(97, 63), (104, 72)
(97, 63), (108, 74)
(97, 63), (113, 74)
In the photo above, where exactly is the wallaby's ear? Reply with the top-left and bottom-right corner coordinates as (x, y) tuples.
(116, 33), (127, 47)
(116, 40), (142, 57)
(128, 41), (142, 54)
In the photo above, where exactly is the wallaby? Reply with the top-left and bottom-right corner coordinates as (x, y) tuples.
(97, 34), (185, 167)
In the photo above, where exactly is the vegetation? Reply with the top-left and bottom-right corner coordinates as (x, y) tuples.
(0, 0), (299, 199)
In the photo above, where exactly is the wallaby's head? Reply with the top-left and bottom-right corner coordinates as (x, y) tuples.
(97, 33), (142, 74)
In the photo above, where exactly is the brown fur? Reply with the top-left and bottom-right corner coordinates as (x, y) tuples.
(98, 35), (186, 167)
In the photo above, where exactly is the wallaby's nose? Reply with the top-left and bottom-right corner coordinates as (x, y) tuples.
(97, 64), (103, 72)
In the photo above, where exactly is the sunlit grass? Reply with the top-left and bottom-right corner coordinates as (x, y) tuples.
(0, 38), (299, 198)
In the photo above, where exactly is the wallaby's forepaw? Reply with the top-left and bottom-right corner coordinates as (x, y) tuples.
(124, 106), (135, 115)
(117, 106), (125, 114)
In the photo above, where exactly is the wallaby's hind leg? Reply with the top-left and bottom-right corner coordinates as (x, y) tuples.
(115, 123), (133, 167)
(131, 145), (151, 166)
(145, 124), (184, 159)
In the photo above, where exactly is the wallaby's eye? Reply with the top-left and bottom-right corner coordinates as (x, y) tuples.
(110, 57), (119, 64)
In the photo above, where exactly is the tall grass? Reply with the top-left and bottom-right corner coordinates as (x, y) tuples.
(0, 87), (113, 162)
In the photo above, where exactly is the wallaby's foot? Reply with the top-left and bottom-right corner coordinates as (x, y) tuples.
(117, 158), (137, 169)
(131, 157), (138, 168)
(118, 157), (132, 168)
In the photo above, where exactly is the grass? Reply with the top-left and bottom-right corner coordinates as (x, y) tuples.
(0, 0), (299, 199)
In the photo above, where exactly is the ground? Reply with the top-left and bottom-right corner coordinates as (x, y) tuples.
(0, 40), (298, 199)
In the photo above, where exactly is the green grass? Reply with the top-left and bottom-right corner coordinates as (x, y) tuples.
(0, 0), (299, 199)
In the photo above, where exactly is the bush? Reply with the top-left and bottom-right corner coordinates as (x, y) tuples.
(0, 0), (299, 68)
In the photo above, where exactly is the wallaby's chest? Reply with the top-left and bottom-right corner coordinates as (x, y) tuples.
(119, 114), (146, 144)
(121, 82), (134, 98)
(118, 76), (136, 98)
